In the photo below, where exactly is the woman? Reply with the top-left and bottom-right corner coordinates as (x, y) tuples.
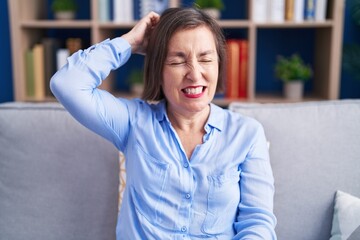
(51, 7), (277, 240)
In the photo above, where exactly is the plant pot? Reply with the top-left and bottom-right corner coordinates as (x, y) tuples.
(203, 8), (221, 19)
(284, 81), (304, 101)
(131, 83), (144, 96)
(54, 11), (75, 20)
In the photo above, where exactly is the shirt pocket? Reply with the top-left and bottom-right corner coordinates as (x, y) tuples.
(202, 169), (241, 235)
(130, 142), (170, 224)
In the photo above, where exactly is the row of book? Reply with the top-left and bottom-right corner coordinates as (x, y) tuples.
(252, 0), (328, 23)
(25, 38), (81, 100)
(225, 39), (248, 99)
(98, 0), (169, 23)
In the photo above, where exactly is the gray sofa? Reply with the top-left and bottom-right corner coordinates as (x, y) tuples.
(1, 100), (359, 240)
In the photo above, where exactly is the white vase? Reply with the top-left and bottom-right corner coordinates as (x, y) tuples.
(284, 81), (304, 101)
(131, 83), (144, 96)
(55, 11), (75, 20)
(203, 8), (221, 19)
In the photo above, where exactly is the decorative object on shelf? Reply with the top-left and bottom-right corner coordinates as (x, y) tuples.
(275, 54), (312, 101)
(127, 68), (144, 96)
(342, 0), (360, 80)
(193, 0), (224, 19)
(51, 0), (77, 20)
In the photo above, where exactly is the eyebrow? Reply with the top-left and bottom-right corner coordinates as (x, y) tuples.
(167, 50), (216, 58)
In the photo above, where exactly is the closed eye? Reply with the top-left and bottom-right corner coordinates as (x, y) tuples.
(169, 61), (186, 65)
(199, 59), (214, 64)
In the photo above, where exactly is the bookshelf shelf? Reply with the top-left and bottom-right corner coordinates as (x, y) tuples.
(98, 23), (138, 29)
(21, 20), (92, 28)
(255, 21), (333, 28)
(218, 20), (250, 28)
(8, 0), (345, 104)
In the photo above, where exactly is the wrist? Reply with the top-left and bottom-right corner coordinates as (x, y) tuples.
(121, 34), (136, 53)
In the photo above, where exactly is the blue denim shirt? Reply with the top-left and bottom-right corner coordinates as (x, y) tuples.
(50, 37), (276, 239)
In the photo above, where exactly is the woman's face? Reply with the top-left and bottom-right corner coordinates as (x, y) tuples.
(162, 26), (219, 116)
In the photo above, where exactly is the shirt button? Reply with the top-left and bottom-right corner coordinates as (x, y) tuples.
(183, 162), (189, 168)
(185, 193), (191, 199)
(181, 226), (187, 232)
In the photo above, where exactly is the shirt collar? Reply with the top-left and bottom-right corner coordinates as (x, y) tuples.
(155, 100), (224, 132)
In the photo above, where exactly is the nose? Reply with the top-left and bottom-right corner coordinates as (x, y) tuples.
(185, 61), (203, 82)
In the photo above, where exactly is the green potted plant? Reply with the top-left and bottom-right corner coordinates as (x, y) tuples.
(342, 0), (360, 80)
(51, 0), (77, 20)
(194, 0), (224, 19)
(275, 54), (312, 101)
(127, 68), (144, 96)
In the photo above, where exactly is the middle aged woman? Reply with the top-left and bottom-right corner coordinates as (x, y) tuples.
(50, 7), (277, 239)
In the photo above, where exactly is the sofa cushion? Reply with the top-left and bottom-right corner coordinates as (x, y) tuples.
(229, 100), (360, 240)
(330, 190), (360, 240)
(0, 102), (119, 240)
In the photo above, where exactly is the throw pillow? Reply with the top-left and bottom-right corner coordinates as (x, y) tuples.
(330, 190), (360, 240)
(118, 152), (126, 212)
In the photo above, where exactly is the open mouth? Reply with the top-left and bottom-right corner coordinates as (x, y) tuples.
(182, 86), (206, 97)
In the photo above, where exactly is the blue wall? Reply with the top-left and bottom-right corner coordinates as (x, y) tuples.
(340, 1), (360, 98)
(1, 0), (359, 103)
(0, 0), (13, 103)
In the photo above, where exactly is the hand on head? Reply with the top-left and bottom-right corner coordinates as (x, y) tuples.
(121, 12), (160, 55)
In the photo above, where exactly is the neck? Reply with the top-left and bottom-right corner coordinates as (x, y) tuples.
(166, 105), (210, 133)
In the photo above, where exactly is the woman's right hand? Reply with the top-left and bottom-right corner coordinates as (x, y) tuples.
(121, 11), (160, 55)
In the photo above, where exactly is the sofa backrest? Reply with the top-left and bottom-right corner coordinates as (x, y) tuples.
(0, 102), (119, 240)
(229, 100), (360, 240)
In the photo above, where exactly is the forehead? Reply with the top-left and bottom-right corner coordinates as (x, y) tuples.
(167, 26), (217, 49)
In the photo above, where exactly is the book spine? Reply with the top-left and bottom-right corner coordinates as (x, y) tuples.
(140, 0), (155, 18)
(98, 0), (110, 22)
(42, 38), (60, 97)
(56, 49), (70, 71)
(124, 0), (134, 22)
(33, 44), (45, 101)
(304, 0), (316, 20)
(239, 40), (248, 99)
(293, 0), (305, 22)
(251, 0), (268, 23)
(269, 0), (285, 23)
(154, 0), (169, 14)
(113, 0), (125, 23)
(285, 0), (295, 21)
(25, 49), (35, 98)
(315, 0), (328, 21)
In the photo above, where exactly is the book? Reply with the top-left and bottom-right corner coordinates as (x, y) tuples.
(113, 0), (133, 23)
(269, 0), (285, 23)
(33, 44), (45, 100)
(25, 49), (35, 98)
(42, 38), (60, 97)
(225, 39), (248, 99)
(315, 0), (328, 21)
(139, 0), (169, 18)
(98, 0), (110, 22)
(56, 48), (70, 71)
(304, 0), (316, 20)
(238, 40), (248, 98)
(251, 0), (268, 23)
(226, 40), (240, 98)
(293, 0), (305, 22)
(285, 0), (294, 21)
